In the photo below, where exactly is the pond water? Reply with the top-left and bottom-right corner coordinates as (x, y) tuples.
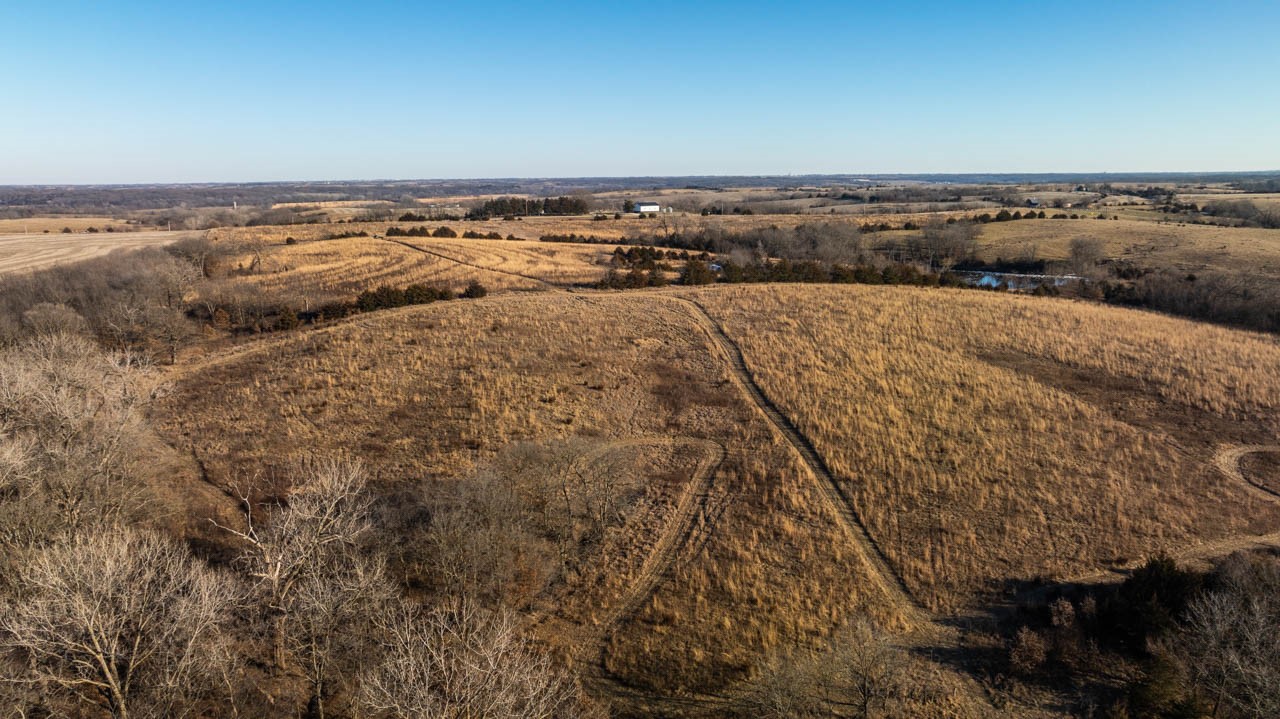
(954, 271), (1083, 291)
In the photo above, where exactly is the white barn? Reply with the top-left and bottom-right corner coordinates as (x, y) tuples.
(634, 201), (661, 213)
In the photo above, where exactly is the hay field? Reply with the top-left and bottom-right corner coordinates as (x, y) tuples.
(695, 284), (1280, 610)
(0, 230), (197, 274)
(977, 217), (1280, 279)
(0, 216), (139, 233)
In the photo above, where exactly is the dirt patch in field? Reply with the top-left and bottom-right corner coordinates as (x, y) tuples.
(1241, 451), (1280, 495)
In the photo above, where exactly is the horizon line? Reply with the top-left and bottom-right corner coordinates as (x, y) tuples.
(4, 169), (1280, 189)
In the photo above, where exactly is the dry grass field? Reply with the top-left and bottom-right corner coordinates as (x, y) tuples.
(154, 291), (972, 712)
(0, 216), (141, 233)
(0, 230), (197, 274)
(198, 233), (621, 307)
(1178, 192), (1280, 209)
(695, 284), (1280, 610)
(208, 205), (1280, 288)
(976, 217), (1280, 279)
(151, 274), (1280, 712)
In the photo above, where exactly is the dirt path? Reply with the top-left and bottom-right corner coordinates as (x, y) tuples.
(523, 436), (731, 713)
(1213, 444), (1280, 500)
(523, 436), (725, 640)
(528, 436), (726, 644)
(665, 296), (929, 627)
(1029, 444), (1280, 595)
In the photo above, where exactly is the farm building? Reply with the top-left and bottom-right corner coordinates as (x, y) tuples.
(634, 201), (662, 213)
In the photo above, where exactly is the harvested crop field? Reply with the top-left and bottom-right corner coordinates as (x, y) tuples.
(0, 230), (196, 274)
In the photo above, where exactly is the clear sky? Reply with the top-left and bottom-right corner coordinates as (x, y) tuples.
(2, 1), (1278, 183)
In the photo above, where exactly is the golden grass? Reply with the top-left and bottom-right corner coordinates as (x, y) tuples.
(199, 233), (621, 306)
(694, 284), (1280, 610)
(0, 230), (197, 275)
(153, 252), (1280, 708)
(154, 292), (905, 701)
(0, 216), (139, 234)
(1178, 192), (1280, 209)
(977, 217), (1280, 279)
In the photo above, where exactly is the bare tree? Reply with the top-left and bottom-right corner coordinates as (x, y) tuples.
(357, 598), (577, 719)
(794, 222), (865, 264)
(1180, 554), (1280, 718)
(917, 220), (979, 271)
(290, 554), (394, 719)
(20, 302), (90, 337)
(0, 527), (236, 719)
(0, 335), (158, 572)
(214, 457), (373, 671)
(1068, 237), (1106, 276)
(818, 620), (904, 719)
(746, 620), (903, 719)
(420, 467), (552, 607)
(746, 656), (825, 718)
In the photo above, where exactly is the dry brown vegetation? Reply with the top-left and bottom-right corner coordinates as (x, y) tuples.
(154, 291), (960, 712)
(695, 284), (1280, 610)
(976, 218), (1280, 280)
(8, 179), (1280, 716)
(0, 217), (141, 233)
(0, 230), (196, 275)
(197, 232), (620, 307)
(150, 276), (1280, 713)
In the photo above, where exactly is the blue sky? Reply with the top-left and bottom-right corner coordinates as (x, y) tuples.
(2, 1), (1278, 183)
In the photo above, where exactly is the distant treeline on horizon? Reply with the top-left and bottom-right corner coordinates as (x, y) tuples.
(1, 171), (1278, 214)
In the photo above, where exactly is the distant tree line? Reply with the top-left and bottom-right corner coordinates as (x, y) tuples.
(1232, 178), (1280, 193)
(386, 225), (458, 238)
(1099, 270), (1280, 333)
(677, 257), (976, 290)
(466, 196), (590, 220)
(1200, 200), (1280, 229)
(539, 233), (610, 244)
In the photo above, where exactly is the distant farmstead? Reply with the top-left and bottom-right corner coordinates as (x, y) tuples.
(634, 201), (662, 213)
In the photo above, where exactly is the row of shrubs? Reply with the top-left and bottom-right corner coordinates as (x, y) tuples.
(384, 226), (512, 241)
(702, 258), (977, 288)
(610, 246), (709, 269)
(288, 231), (371, 245)
(386, 225), (457, 238)
(197, 281), (489, 335)
(598, 255), (1052, 294)
(397, 212), (459, 222)
(597, 268), (670, 289)
(465, 195), (590, 220)
(354, 280), (487, 311)
(540, 233), (610, 244)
